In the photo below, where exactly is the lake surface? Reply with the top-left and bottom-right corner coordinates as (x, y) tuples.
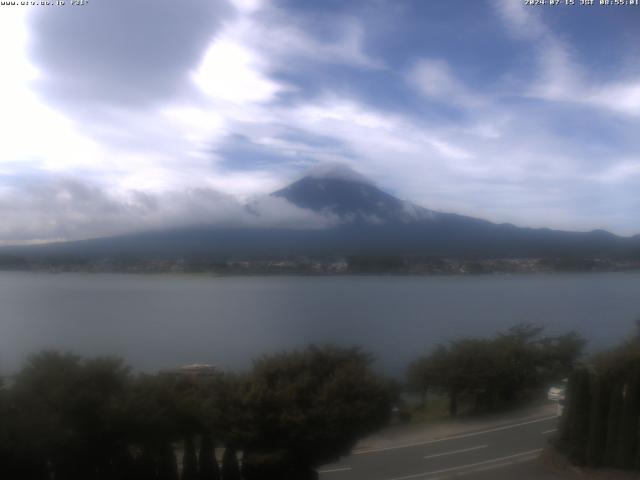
(1, 272), (639, 377)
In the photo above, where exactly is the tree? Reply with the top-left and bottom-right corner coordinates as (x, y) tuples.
(131, 447), (157, 480)
(1, 374), (50, 480)
(407, 341), (494, 416)
(236, 346), (392, 477)
(411, 324), (586, 418)
(493, 323), (546, 401)
(407, 344), (450, 409)
(539, 331), (587, 381)
(616, 373), (640, 469)
(448, 339), (503, 413)
(182, 436), (198, 480)
(241, 450), (291, 480)
(603, 381), (624, 467)
(198, 434), (220, 480)
(123, 373), (201, 463)
(157, 442), (179, 480)
(221, 445), (241, 480)
(586, 375), (610, 468)
(9, 351), (131, 480)
(567, 369), (591, 465)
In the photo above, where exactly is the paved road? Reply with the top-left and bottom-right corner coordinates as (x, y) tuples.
(319, 414), (561, 480)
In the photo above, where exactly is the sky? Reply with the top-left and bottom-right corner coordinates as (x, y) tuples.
(1, 0), (640, 244)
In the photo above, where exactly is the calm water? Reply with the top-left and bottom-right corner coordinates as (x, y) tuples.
(1, 272), (639, 376)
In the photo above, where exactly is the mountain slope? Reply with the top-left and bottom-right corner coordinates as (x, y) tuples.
(273, 175), (435, 224)
(3, 165), (639, 260)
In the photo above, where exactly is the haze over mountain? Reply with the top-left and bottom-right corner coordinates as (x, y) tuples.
(3, 164), (639, 261)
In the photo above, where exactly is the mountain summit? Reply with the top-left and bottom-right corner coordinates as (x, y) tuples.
(273, 164), (435, 224)
(303, 162), (373, 184)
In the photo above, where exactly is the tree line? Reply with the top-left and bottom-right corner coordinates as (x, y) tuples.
(407, 324), (586, 416)
(557, 322), (640, 471)
(0, 346), (393, 480)
(0, 323), (592, 480)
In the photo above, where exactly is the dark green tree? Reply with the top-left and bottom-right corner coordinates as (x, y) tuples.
(616, 373), (640, 469)
(132, 448), (157, 480)
(493, 323), (546, 401)
(558, 371), (576, 447)
(237, 346), (393, 477)
(539, 331), (587, 382)
(157, 442), (179, 480)
(1, 377), (49, 480)
(241, 450), (290, 480)
(567, 369), (591, 465)
(198, 434), (220, 480)
(586, 375), (610, 468)
(412, 324), (585, 418)
(603, 381), (624, 467)
(182, 436), (198, 480)
(407, 345), (451, 411)
(9, 351), (131, 480)
(221, 445), (241, 480)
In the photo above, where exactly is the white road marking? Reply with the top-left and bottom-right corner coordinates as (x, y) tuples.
(464, 461), (513, 474)
(423, 444), (488, 460)
(456, 451), (541, 476)
(353, 415), (556, 455)
(318, 466), (352, 474)
(542, 428), (557, 434)
(383, 449), (543, 480)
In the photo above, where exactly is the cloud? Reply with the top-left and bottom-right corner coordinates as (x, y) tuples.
(220, 1), (381, 71)
(6, 0), (381, 202)
(0, 174), (336, 245)
(408, 59), (484, 108)
(494, 0), (640, 117)
(193, 37), (285, 104)
(587, 82), (640, 116)
(592, 160), (640, 184)
(257, 16), (382, 70)
(494, 0), (548, 40)
(28, 0), (232, 107)
(2, 0), (640, 243)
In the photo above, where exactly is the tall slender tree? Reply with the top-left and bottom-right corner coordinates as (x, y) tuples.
(157, 443), (179, 480)
(586, 375), (610, 468)
(616, 374), (640, 469)
(198, 435), (220, 480)
(221, 445), (241, 480)
(182, 436), (198, 480)
(568, 369), (591, 465)
(603, 382), (624, 466)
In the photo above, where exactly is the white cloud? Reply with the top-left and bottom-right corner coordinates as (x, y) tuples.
(587, 82), (640, 116)
(592, 160), (640, 184)
(0, 0), (381, 215)
(408, 59), (484, 108)
(1, 0), (640, 243)
(0, 175), (336, 244)
(193, 37), (285, 104)
(494, 0), (548, 40)
(264, 19), (382, 70)
(221, 1), (382, 72)
(229, 0), (265, 14)
(495, 0), (640, 117)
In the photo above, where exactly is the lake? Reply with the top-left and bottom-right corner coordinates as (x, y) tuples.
(1, 272), (639, 377)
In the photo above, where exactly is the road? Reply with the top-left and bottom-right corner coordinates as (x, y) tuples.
(319, 413), (562, 480)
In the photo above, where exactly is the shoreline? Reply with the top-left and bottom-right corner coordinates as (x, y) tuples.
(1, 268), (640, 277)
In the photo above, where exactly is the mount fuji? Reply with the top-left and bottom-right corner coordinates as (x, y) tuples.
(3, 164), (639, 260)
